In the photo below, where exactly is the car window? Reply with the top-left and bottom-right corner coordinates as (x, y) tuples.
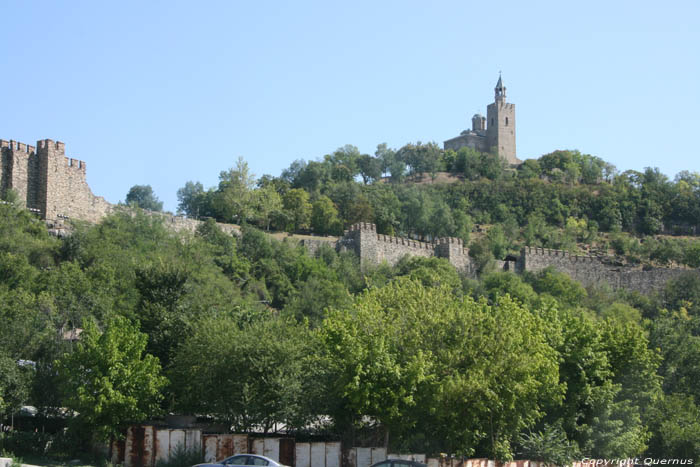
(373, 462), (391, 467)
(248, 458), (269, 466)
(225, 456), (250, 465)
(393, 461), (416, 467)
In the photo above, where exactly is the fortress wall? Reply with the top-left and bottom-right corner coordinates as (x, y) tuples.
(520, 246), (699, 292)
(299, 238), (338, 256)
(0, 141), (6, 193)
(619, 268), (695, 294)
(521, 247), (620, 288)
(374, 232), (435, 265)
(347, 223), (436, 268)
(38, 139), (112, 222)
(346, 224), (474, 273)
(157, 214), (239, 236)
(0, 140), (38, 208)
(435, 237), (474, 275)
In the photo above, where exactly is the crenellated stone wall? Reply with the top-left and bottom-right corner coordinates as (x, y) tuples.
(337, 223), (475, 275)
(517, 246), (697, 293)
(1, 138), (112, 222)
(328, 230), (697, 293)
(1, 137), (242, 238)
(3, 137), (696, 295)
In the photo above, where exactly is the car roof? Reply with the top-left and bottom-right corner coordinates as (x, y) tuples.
(225, 454), (277, 462)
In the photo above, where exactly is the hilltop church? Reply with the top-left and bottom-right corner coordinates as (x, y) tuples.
(443, 75), (521, 166)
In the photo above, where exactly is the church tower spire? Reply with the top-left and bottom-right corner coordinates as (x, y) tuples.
(494, 73), (506, 102)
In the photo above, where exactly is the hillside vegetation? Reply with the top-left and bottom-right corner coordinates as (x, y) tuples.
(176, 144), (700, 269)
(2, 144), (700, 462)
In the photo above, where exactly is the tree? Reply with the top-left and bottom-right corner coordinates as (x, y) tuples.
(311, 196), (342, 235)
(396, 142), (442, 177)
(251, 185), (284, 231)
(125, 185), (163, 211)
(321, 279), (561, 458)
(171, 315), (317, 432)
(283, 188), (312, 231)
(56, 316), (167, 441)
(320, 279), (434, 447)
(176, 181), (207, 217)
(357, 154), (382, 184)
(212, 157), (257, 224)
(375, 143), (396, 177)
(0, 351), (30, 418)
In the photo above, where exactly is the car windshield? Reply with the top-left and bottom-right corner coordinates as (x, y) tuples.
(224, 456), (249, 465)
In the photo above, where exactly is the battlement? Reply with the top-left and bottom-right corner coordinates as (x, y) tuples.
(37, 139), (66, 155)
(65, 157), (86, 172)
(1, 140), (36, 153)
(438, 237), (464, 246)
(377, 233), (433, 250)
(523, 246), (599, 262)
(348, 222), (377, 232)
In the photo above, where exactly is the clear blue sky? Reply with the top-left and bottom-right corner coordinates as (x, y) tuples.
(2, 0), (699, 212)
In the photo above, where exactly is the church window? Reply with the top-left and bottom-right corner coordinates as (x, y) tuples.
(505, 117), (509, 126)
(491, 118), (494, 126)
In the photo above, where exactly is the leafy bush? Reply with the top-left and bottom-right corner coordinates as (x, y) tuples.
(0, 431), (53, 457)
(518, 425), (580, 466)
(0, 431), (80, 460)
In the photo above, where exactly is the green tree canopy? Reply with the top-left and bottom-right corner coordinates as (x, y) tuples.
(125, 184), (163, 211)
(56, 316), (167, 441)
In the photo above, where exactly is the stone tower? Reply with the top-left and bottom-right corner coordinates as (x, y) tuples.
(1, 138), (111, 222)
(486, 75), (518, 165)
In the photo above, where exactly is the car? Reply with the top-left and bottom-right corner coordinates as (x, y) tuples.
(193, 454), (289, 467)
(370, 460), (427, 467)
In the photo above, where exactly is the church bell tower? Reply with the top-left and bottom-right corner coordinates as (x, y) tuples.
(486, 74), (518, 165)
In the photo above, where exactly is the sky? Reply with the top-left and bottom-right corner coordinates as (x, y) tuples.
(1, 0), (699, 212)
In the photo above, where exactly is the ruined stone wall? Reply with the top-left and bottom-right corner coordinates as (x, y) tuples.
(158, 213), (240, 236)
(37, 139), (112, 222)
(298, 238), (339, 256)
(518, 246), (699, 292)
(619, 267), (694, 294)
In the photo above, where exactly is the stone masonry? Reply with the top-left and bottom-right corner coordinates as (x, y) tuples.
(0, 138), (239, 236)
(1, 138), (112, 222)
(516, 246), (693, 294)
(315, 224), (698, 294)
(2, 137), (695, 294)
(334, 222), (475, 275)
(444, 75), (520, 166)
